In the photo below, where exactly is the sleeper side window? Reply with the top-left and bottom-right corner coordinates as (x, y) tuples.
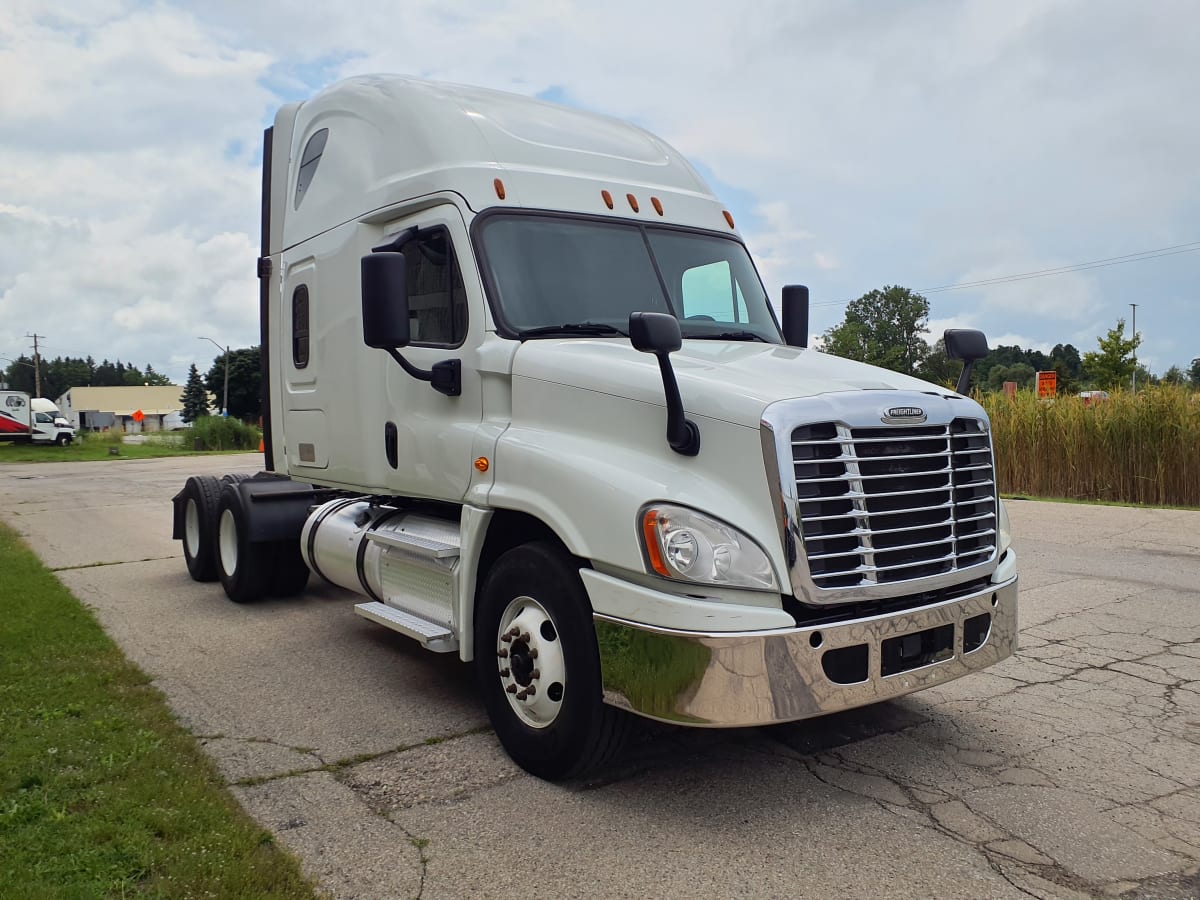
(406, 229), (467, 346)
(294, 128), (329, 210)
(292, 285), (310, 368)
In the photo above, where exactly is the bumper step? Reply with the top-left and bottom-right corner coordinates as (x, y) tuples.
(353, 601), (458, 653)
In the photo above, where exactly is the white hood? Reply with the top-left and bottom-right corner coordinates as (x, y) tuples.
(512, 339), (954, 428)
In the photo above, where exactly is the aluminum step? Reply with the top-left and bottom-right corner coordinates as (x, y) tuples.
(366, 529), (460, 560)
(353, 602), (458, 653)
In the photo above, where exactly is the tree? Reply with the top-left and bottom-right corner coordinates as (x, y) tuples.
(180, 364), (210, 423)
(986, 363), (1036, 393)
(1190, 358), (1200, 389)
(918, 338), (959, 387)
(1082, 319), (1141, 391)
(1162, 365), (1186, 386)
(205, 346), (262, 420)
(822, 285), (931, 376)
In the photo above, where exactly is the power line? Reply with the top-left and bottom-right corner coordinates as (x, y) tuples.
(811, 240), (1200, 308)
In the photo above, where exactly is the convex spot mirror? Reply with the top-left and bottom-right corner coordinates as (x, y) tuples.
(361, 252), (410, 349)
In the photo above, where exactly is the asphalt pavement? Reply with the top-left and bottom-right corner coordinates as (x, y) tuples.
(2, 453), (1198, 899)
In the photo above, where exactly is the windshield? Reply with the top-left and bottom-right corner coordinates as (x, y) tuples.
(476, 214), (783, 342)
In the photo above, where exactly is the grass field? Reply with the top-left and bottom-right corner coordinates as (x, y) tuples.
(0, 427), (258, 463)
(983, 385), (1200, 507)
(0, 522), (314, 897)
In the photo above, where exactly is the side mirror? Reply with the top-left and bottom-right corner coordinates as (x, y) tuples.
(629, 312), (699, 456)
(781, 284), (809, 348)
(361, 252), (410, 349)
(944, 328), (990, 395)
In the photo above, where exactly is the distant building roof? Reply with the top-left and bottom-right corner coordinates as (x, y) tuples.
(57, 385), (185, 416)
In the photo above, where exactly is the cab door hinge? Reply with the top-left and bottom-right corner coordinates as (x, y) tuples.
(257, 256), (272, 279)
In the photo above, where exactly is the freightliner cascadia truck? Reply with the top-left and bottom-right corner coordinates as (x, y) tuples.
(173, 76), (1017, 779)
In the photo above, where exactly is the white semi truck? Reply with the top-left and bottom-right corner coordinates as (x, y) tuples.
(172, 76), (1017, 779)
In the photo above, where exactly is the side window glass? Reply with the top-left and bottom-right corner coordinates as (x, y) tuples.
(292, 285), (309, 368)
(294, 128), (329, 210)
(35, 412), (52, 424)
(406, 229), (467, 346)
(680, 260), (748, 323)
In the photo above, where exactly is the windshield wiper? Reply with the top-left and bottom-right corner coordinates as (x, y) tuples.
(517, 323), (628, 338)
(687, 330), (770, 342)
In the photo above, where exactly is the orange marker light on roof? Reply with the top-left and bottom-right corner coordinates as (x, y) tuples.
(723, 210), (735, 229)
(651, 196), (663, 216)
(601, 190), (614, 209)
(493, 179), (506, 200)
(474, 457), (490, 473)
(627, 193), (640, 213)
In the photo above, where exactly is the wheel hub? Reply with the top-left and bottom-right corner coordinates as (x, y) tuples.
(496, 596), (566, 729)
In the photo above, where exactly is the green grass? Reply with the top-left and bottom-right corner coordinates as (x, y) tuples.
(0, 428), (257, 463)
(0, 522), (315, 898)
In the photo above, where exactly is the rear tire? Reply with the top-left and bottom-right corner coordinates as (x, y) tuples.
(216, 484), (273, 603)
(475, 541), (631, 780)
(180, 475), (222, 582)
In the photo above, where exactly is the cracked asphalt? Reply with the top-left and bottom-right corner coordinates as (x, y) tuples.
(2, 453), (1198, 899)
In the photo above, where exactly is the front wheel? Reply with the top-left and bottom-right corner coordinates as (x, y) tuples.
(475, 541), (631, 780)
(55, 433), (71, 446)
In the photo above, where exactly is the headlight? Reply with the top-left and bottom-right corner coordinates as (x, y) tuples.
(997, 498), (1012, 556)
(639, 504), (777, 591)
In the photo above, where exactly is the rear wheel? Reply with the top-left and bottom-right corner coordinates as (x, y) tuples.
(180, 475), (222, 582)
(216, 485), (274, 603)
(475, 541), (631, 780)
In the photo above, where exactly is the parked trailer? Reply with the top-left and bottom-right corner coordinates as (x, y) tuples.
(173, 76), (1018, 779)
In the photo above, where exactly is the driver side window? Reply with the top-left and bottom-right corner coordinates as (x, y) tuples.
(680, 260), (749, 323)
(406, 229), (467, 346)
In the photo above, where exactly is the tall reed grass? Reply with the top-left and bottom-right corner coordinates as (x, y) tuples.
(981, 385), (1200, 507)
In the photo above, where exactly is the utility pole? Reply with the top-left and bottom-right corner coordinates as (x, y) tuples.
(25, 333), (43, 397)
(1129, 304), (1138, 393)
(198, 336), (230, 416)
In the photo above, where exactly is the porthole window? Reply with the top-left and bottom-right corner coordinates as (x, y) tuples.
(294, 128), (329, 210)
(292, 285), (310, 368)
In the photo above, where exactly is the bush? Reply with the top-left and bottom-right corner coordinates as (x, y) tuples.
(184, 416), (261, 452)
(982, 385), (1200, 506)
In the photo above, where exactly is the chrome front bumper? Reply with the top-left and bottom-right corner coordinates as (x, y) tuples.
(594, 576), (1018, 726)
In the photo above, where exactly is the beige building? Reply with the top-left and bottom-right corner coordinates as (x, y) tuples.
(56, 385), (193, 433)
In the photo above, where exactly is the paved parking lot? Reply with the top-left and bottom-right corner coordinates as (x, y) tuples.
(2, 454), (1198, 898)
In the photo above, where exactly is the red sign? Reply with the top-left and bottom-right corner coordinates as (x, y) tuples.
(132, 409), (145, 423)
(1037, 371), (1057, 399)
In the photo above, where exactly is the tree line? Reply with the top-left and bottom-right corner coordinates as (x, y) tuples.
(821, 285), (1199, 393)
(2, 356), (173, 400)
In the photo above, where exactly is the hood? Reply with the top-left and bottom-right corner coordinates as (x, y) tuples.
(511, 339), (956, 428)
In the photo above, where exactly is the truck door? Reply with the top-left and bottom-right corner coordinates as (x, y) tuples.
(375, 205), (485, 502)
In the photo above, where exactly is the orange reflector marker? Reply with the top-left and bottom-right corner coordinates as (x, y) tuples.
(493, 179), (506, 200)
(651, 196), (663, 216)
(601, 190), (614, 209)
(627, 193), (640, 213)
(723, 210), (735, 229)
(474, 457), (490, 473)
(641, 509), (670, 577)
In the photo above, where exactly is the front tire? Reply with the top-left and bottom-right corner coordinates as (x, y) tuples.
(475, 541), (631, 780)
(216, 484), (273, 603)
(55, 433), (71, 446)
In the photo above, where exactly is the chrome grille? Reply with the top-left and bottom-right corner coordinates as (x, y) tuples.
(791, 418), (997, 590)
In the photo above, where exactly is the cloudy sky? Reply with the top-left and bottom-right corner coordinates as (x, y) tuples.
(2, 0), (1197, 385)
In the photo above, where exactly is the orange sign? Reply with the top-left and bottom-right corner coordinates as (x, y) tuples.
(132, 409), (145, 423)
(1036, 371), (1057, 399)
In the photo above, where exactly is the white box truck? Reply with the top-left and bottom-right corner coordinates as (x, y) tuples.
(172, 76), (1017, 779)
(1, 391), (75, 445)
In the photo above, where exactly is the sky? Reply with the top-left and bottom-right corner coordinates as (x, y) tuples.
(1, 0), (1198, 386)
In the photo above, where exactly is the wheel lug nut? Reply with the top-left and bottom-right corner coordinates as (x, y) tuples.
(501, 634), (513, 643)
(529, 648), (538, 659)
(499, 668), (510, 677)
(506, 684), (518, 694)
(525, 685), (536, 696)
(531, 669), (540, 679)
(497, 648), (508, 658)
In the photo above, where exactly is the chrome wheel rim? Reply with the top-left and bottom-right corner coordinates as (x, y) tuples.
(496, 595), (566, 729)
